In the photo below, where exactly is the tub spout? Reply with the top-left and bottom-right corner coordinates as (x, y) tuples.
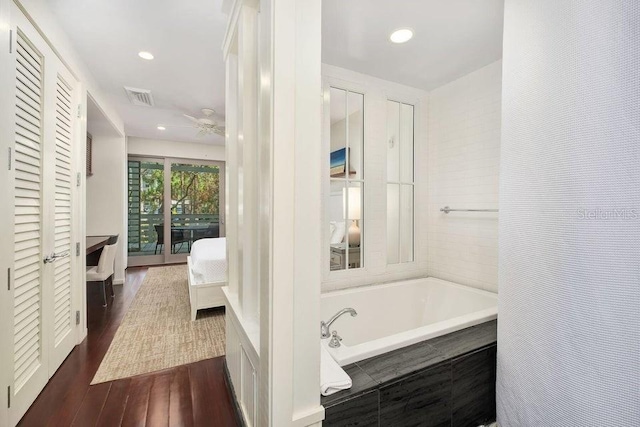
(321, 308), (357, 339)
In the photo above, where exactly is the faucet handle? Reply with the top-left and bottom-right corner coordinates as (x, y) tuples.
(328, 330), (342, 348)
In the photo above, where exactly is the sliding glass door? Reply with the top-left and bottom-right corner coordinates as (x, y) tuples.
(127, 157), (225, 266)
(167, 162), (223, 263)
(128, 158), (165, 265)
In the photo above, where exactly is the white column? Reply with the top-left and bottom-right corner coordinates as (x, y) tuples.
(238, 4), (259, 320)
(222, 0), (323, 424)
(225, 51), (240, 297)
(268, 0), (323, 424)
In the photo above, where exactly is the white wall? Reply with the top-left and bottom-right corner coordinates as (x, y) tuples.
(86, 134), (127, 284)
(498, 1), (639, 425)
(127, 137), (225, 161)
(427, 60), (502, 293)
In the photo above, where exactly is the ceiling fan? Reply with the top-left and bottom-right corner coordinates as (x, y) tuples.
(183, 108), (225, 136)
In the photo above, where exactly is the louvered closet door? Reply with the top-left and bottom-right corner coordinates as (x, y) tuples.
(48, 69), (77, 372)
(9, 25), (49, 425)
(8, 5), (79, 424)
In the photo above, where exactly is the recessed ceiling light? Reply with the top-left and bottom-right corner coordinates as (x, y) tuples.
(138, 51), (154, 60)
(389, 28), (413, 44)
(157, 125), (166, 131)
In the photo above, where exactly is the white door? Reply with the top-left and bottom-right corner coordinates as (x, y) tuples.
(46, 55), (78, 375)
(7, 4), (79, 424)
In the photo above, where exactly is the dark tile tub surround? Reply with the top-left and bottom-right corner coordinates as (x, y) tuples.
(380, 362), (452, 427)
(322, 320), (497, 427)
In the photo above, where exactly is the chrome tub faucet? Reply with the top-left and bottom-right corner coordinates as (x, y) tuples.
(321, 308), (358, 339)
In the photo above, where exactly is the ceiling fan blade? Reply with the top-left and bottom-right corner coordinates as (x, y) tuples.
(183, 114), (201, 125)
(164, 124), (194, 129)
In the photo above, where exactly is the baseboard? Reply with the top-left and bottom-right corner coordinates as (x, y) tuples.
(223, 358), (247, 427)
(113, 279), (124, 285)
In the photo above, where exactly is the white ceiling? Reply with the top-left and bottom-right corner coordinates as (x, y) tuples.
(322, 0), (504, 90)
(51, 0), (227, 145)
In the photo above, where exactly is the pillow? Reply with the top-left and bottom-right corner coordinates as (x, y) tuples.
(330, 221), (346, 244)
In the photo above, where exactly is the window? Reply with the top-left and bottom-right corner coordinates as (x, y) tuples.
(386, 100), (415, 264)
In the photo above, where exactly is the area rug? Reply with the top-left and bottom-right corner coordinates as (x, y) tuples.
(91, 264), (225, 384)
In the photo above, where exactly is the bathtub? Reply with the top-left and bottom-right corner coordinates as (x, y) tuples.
(321, 277), (497, 366)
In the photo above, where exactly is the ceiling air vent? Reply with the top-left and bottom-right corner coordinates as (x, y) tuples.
(124, 86), (155, 107)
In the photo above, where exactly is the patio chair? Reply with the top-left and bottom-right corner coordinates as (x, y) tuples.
(171, 228), (191, 253)
(193, 222), (220, 241)
(154, 224), (164, 254)
(155, 224), (191, 254)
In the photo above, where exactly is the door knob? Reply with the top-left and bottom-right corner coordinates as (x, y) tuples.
(43, 251), (70, 264)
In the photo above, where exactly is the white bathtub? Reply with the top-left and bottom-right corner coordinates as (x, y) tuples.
(321, 277), (497, 366)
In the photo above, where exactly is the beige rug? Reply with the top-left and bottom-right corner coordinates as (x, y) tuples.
(91, 265), (225, 384)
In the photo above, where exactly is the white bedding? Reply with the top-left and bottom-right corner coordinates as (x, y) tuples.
(189, 238), (227, 285)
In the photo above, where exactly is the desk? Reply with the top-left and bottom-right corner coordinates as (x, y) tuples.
(86, 235), (113, 266)
(87, 235), (111, 255)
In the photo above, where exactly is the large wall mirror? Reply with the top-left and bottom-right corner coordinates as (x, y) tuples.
(387, 100), (415, 264)
(328, 87), (364, 271)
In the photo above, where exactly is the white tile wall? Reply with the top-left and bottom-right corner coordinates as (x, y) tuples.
(427, 60), (502, 293)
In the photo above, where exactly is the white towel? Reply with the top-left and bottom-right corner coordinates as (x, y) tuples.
(320, 344), (352, 396)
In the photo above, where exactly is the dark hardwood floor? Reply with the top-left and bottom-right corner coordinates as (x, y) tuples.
(19, 267), (239, 427)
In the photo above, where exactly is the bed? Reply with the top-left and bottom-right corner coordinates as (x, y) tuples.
(187, 237), (227, 320)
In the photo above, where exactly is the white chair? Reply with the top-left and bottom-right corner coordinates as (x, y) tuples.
(86, 243), (118, 307)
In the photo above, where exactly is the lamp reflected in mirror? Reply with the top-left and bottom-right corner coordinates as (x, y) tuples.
(343, 187), (361, 247)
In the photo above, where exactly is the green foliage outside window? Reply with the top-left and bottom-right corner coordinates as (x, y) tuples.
(127, 160), (220, 254)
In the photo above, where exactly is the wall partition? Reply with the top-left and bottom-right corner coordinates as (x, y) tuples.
(221, 0), (324, 423)
(127, 156), (225, 266)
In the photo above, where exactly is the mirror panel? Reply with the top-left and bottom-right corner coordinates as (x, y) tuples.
(329, 180), (347, 271)
(329, 87), (364, 272)
(329, 86), (347, 194)
(400, 104), (414, 183)
(387, 101), (400, 182)
(387, 100), (415, 265)
(347, 91), (364, 180)
(399, 184), (414, 263)
(386, 183), (400, 264)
